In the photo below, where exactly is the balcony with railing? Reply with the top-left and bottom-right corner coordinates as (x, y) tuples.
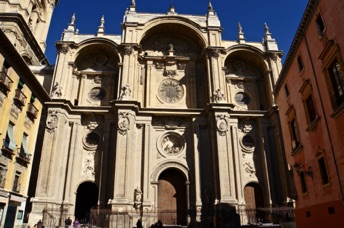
(16, 147), (31, 166)
(13, 88), (26, 108)
(1, 138), (16, 158)
(0, 71), (13, 95)
(27, 102), (38, 120)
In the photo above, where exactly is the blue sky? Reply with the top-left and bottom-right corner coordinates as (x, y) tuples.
(46, 0), (308, 64)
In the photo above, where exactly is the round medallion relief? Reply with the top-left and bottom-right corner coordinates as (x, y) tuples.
(159, 132), (184, 155)
(234, 92), (250, 106)
(158, 79), (184, 103)
(89, 87), (106, 101)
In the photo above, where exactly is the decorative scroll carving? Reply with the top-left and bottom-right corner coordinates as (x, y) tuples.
(163, 70), (177, 77)
(118, 84), (132, 100)
(212, 89), (225, 103)
(216, 114), (229, 136)
(94, 76), (102, 84)
(50, 82), (62, 98)
(232, 80), (244, 89)
(177, 62), (187, 70)
(244, 161), (256, 177)
(152, 116), (186, 129)
(83, 155), (95, 180)
(46, 110), (59, 133)
(238, 120), (253, 133)
(118, 112), (130, 135)
(158, 79), (184, 103)
(155, 62), (164, 69)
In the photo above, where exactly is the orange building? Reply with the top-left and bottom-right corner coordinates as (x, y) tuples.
(275, 0), (344, 227)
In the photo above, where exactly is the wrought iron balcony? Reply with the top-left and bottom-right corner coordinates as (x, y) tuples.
(0, 71), (13, 95)
(27, 102), (38, 120)
(16, 147), (31, 166)
(13, 88), (26, 108)
(1, 138), (15, 158)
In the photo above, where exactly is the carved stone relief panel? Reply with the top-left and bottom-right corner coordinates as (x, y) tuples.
(152, 116), (187, 129)
(157, 132), (185, 157)
(216, 114), (229, 136)
(82, 150), (96, 180)
(158, 78), (185, 104)
(46, 110), (59, 133)
(118, 112), (132, 135)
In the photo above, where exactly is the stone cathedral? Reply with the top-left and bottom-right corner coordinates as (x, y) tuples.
(28, 2), (289, 227)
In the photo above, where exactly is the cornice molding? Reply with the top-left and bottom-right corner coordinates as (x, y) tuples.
(274, 0), (320, 95)
(0, 13), (48, 65)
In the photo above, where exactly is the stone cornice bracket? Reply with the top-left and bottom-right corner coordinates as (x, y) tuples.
(120, 44), (140, 56)
(215, 114), (229, 136)
(56, 42), (70, 54)
(205, 47), (226, 59)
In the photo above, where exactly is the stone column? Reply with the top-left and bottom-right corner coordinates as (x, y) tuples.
(192, 121), (202, 222)
(112, 110), (135, 207)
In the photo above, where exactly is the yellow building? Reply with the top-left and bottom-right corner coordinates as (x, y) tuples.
(0, 0), (56, 227)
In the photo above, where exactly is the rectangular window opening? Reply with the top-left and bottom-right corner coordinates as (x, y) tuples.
(328, 207), (335, 215)
(285, 84), (290, 97)
(300, 171), (307, 194)
(305, 94), (317, 123)
(318, 157), (330, 185)
(297, 56), (304, 73)
(4, 123), (16, 151)
(315, 13), (325, 35)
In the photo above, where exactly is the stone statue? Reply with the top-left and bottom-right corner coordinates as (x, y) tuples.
(134, 187), (142, 209)
(51, 82), (62, 98)
(119, 84), (131, 100)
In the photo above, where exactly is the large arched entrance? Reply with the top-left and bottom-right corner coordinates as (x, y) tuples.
(244, 183), (265, 223)
(75, 182), (98, 224)
(158, 169), (187, 226)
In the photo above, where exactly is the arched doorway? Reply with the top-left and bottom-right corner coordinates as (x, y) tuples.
(75, 182), (98, 224)
(244, 183), (265, 223)
(158, 169), (187, 226)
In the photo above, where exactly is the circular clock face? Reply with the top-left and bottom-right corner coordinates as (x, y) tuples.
(234, 92), (250, 105)
(158, 78), (184, 103)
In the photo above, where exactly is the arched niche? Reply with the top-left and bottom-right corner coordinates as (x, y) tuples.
(139, 23), (208, 108)
(73, 42), (120, 105)
(224, 49), (271, 110)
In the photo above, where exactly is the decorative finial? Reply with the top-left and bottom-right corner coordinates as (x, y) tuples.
(264, 23), (270, 34)
(237, 22), (246, 44)
(208, 0), (213, 11)
(71, 13), (76, 25)
(129, 0), (136, 11)
(169, 4), (175, 13)
(238, 22), (243, 33)
(97, 15), (105, 36)
(100, 15), (105, 27)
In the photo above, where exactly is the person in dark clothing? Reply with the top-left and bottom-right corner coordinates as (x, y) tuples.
(136, 219), (143, 228)
(65, 217), (72, 228)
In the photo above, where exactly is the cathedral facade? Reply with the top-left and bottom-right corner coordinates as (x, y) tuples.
(29, 2), (289, 227)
